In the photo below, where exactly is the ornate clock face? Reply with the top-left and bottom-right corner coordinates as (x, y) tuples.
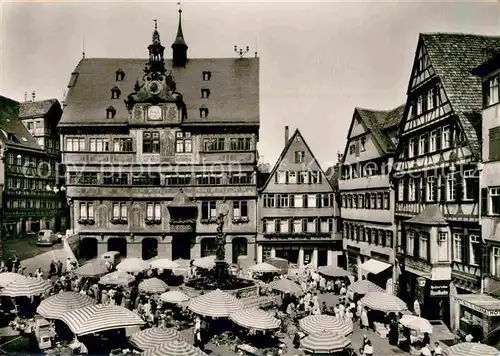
(147, 81), (161, 95)
(148, 106), (162, 121)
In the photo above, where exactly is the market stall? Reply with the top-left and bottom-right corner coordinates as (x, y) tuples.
(129, 327), (186, 351)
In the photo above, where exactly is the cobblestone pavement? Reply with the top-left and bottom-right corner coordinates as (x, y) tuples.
(3, 236), (62, 261)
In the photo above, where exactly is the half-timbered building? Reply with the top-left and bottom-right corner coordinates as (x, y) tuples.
(339, 105), (403, 291)
(59, 12), (259, 263)
(257, 127), (341, 268)
(392, 33), (500, 326)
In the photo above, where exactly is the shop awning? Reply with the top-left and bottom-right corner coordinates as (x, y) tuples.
(452, 293), (500, 317)
(359, 259), (391, 275)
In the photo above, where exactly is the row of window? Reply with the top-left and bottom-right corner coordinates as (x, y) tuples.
(397, 171), (479, 202)
(5, 178), (59, 192)
(79, 200), (251, 221)
(405, 125), (464, 158)
(343, 223), (393, 248)
(409, 85), (440, 118)
(340, 159), (390, 180)
(341, 192), (390, 210)
(202, 137), (252, 152)
(275, 171), (323, 184)
(263, 218), (334, 234)
(68, 172), (254, 186)
(36, 137), (60, 152)
(4, 198), (62, 210)
(65, 134), (254, 154)
(262, 193), (334, 208)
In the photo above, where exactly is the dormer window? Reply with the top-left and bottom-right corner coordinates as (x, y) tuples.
(111, 86), (121, 99)
(116, 69), (125, 81)
(201, 89), (210, 99)
(202, 71), (211, 81)
(106, 106), (116, 119)
(199, 108), (209, 118)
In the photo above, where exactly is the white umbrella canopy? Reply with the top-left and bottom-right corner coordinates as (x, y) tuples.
(37, 291), (97, 319)
(138, 278), (169, 294)
(0, 272), (26, 288)
(360, 292), (408, 312)
(300, 330), (351, 354)
(116, 258), (150, 273)
(141, 339), (208, 356)
(99, 271), (135, 286)
(268, 279), (303, 295)
(443, 343), (500, 356)
(150, 258), (180, 270)
(299, 315), (353, 336)
(188, 289), (244, 317)
(347, 280), (385, 295)
(60, 304), (145, 335)
(74, 261), (109, 278)
(318, 265), (350, 278)
(400, 314), (433, 334)
(192, 256), (216, 270)
(1, 277), (52, 297)
(160, 290), (190, 304)
(248, 262), (279, 273)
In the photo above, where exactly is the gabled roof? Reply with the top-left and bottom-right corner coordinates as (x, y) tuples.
(0, 96), (43, 151)
(406, 204), (448, 226)
(60, 57), (259, 126)
(419, 33), (500, 158)
(325, 165), (340, 191)
(18, 99), (59, 119)
(260, 129), (334, 192)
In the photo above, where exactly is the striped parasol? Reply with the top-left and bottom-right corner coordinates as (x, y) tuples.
(37, 291), (97, 319)
(99, 271), (135, 286)
(444, 343), (500, 356)
(138, 278), (169, 293)
(229, 308), (281, 330)
(129, 327), (186, 351)
(299, 315), (353, 336)
(360, 292), (408, 312)
(0, 272), (26, 288)
(0, 277), (51, 297)
(60, 304), (144, 335)
(301, 330), (351, 354)
(347, 280), (385, 295)
(248, 262), (279, 273)
(318, 265), (350, 278)
(268, 279), (303, 295)
(141, 339), (208, 356)
(188, 289), (244, 317)
(160, 290), (190, 304)
(74, 261), (109, 277)
(150, 258), (180, 270)
(116, 258), (150, 273)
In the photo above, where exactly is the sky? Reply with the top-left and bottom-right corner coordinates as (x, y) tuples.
(1, 1), (499, 169)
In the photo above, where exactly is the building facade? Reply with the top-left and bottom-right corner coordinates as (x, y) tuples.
(0, 96), (67, 238)
(257, 127), (341, 268)
(339, 105), (403, 292)
(59, 13), (260, 263)
(391, 34), (500, 326)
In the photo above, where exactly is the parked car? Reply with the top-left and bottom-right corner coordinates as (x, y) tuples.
(100, 251), (122, 266)
(36, 230), (57, 246)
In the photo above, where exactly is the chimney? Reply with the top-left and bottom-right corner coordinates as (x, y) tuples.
(285, 126), (289, 146)
(31, 90), (36, 102)
(24, 92), (27, 102)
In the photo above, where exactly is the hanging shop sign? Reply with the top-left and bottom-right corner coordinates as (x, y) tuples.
(428, 282), (450, 298)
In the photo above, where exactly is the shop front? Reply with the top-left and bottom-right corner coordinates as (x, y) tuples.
(359, 257), (392, 292)
(452, 294), (500, 341)
(424, 279), (451, 324)
(346, 246), (362, 279)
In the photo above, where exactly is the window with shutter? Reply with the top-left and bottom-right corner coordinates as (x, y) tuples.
(482, 188), (489, 216)
(455, 171), (462, 202)
(489, 127), (500, 161)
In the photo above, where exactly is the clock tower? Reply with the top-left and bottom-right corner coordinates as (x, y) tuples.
(124, 20), (186, 125)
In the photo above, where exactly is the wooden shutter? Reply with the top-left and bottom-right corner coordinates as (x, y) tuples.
(439, 174), (447, 202)
(436, 127), (442, 150)
(455, 171), (463, 202)
(421, 176), (427, 203)
(489, 127), (500, 161)
(432, 175), (438, 202)
(461, 233), (469, 265)
(482, 188), (489, 216)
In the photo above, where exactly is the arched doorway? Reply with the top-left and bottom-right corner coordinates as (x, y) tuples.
(232, 237), (247, 263)
(171, 234), (191, 260)
(201, 237), (216, 257)
(81, 237), (98, 260)
(142, 238), (158, 260)
(107, 237), (127, 257)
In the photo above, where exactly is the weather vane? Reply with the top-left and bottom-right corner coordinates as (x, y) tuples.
(177, 1), (182, 11)
(234, 45), (250, 58)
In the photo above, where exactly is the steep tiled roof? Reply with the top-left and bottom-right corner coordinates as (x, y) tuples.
(0, 96), (43, 151)
(18, 99), (58, 119)
(60, 57), (259, 126)
(406, 204), (448, 226)
(354, 104), (405, 153)
(421, 33), (500, 159)
(325, 165), (340, 191)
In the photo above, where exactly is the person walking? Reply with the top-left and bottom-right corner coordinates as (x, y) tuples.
(360, 307), (369, 330)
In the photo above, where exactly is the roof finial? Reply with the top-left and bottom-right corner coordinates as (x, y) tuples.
(173, 2), (186, 45)
(153, 19), (157, 31)
(82, 37), (85, 59)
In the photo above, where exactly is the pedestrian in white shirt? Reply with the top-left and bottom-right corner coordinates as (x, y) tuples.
(420, 344), (432, 356)
(363, 340), (373, 356)
(433, 342), (443, 356)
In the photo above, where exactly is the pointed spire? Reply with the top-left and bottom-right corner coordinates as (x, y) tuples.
(172, 4), (188, 67)
(152, 19), (161, 44)
(145, 19), (166, 74)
